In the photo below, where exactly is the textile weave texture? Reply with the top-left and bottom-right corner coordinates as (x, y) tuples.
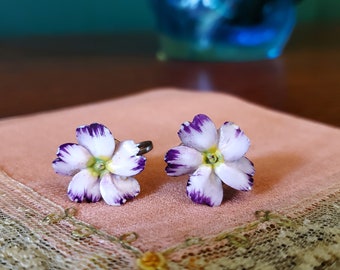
(1, 171), (339, 269)
(0, 89), (339, 269)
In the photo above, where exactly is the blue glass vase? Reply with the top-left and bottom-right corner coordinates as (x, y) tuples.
(151, 0), (297, 61)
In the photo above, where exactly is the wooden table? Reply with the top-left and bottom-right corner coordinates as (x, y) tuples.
(0, 24), (339, 127)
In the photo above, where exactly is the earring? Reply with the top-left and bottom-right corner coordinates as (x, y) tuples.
(52, 123), (152, 206)
(164, 114), (254, 207)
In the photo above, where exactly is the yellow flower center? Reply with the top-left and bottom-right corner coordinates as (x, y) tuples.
(93, 159), (106, 172)
(87, 157), (110, 177)
(203, 147), (224, 167)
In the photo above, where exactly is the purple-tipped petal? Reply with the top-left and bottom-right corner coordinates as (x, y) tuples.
(52, 143), (92, 176)
(67, 169), (101, 203)
(100, 174), (140, 206)
(186, 165), (223, 207)
(229, 157), (255, 176)
(76, 123), (115, 158)
(214, 162), (254, 191)
(178, 114), (218, 152)
(106, 140), (146, 177)
(218, 122), (250, 162)
(165, 146), (202, 176)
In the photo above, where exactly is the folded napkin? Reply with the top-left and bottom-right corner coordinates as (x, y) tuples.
(0, 89), (339, 253)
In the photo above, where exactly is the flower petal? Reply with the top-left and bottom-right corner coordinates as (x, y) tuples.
(165, 145), (202, 176)
(186, 165), (223, 207)
(100, 173), (140, 206)
(76, 123), (115, 158)
(230, 156), (255, 176)
(67, 169), (101, 203)
(218, 122), (250, 161)
(214, 161), (254, 191)
(178, 114), (218, 152)
(52, 143), (92, 176)
(106, 140), (146, 177)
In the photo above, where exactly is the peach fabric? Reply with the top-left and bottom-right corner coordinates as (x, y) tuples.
(0, 89), (339, 251)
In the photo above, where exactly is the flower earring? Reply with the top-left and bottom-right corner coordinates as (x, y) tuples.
(52, 123), (153, 206)
(164, 114), (254, 207)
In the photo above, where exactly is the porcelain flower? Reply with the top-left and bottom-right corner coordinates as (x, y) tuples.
(52, 123), (146, 206)
(165, 114), (254, 207)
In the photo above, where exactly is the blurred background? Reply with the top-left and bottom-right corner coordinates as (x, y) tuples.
(0, 0), (339, 39)
(0, 0), (339, 127)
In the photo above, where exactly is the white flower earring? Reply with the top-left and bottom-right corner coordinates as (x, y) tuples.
(164, 114), (254, 207)
(52, 123), (152, 206)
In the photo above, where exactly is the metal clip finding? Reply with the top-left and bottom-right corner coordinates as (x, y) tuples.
(115, 139), (153, 155)
(137, 140), (153, 155)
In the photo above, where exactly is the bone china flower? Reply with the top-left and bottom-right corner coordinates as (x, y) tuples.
(52, 123), (146, 206)
(165, 114), (254, 207)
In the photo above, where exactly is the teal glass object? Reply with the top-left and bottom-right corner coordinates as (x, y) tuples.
(151, 0), (297, 61)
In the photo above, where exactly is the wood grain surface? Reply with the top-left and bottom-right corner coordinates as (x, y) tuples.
(0, 24), (339, 127)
